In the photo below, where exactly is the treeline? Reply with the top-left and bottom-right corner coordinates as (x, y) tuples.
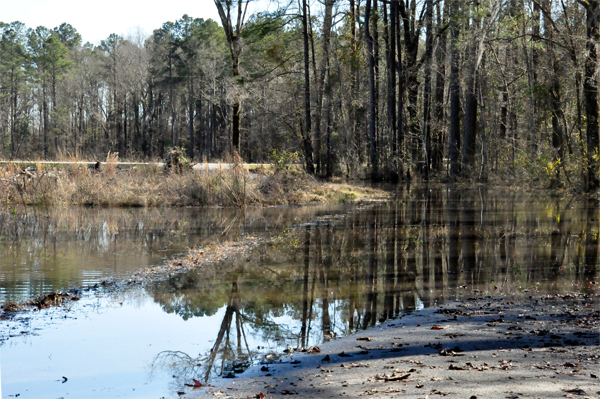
(1, 0), (599, 190)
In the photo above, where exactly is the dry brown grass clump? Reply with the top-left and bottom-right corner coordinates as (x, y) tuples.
(0, 157), (390, 208)
(257, 168), (319, 204)
(1, 301), (22, 312)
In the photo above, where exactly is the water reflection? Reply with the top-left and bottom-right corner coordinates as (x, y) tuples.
(0, 205), (353, 302)
(2, 187), (598, 399)
(148, 186), (599, 385)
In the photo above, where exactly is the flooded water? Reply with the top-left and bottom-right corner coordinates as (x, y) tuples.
(0, 205), (351, 303)
(1, 186), (599, 399)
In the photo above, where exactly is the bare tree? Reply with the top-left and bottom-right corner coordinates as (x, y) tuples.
(214, 0), (250, 155)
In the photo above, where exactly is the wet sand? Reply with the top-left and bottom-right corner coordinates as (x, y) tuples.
(190, 293), (599, 399)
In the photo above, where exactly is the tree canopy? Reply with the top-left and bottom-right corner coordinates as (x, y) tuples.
(0, 1), (599, 190)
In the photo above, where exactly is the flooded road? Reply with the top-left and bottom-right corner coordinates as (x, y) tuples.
(1, 186), (598, 398)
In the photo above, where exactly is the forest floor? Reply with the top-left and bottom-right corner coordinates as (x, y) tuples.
(189, 292), (600, 399)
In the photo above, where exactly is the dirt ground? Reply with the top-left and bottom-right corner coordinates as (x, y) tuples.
(189, 293), (599, 399)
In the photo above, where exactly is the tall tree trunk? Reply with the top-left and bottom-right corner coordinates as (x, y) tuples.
(422, 0), (434, 179)
(232, 56), (241, 154)
(302, 0), (315, 174)
(462, 1), (479, 173)
(43, 83), (49, 159)
(373, 0), (380, 174)
(531, 0), (541, 154)
(10, 75), (16, 158)
(213, 0), (248, 156)
(315, 0), (335, 176)
(325, 97), (334, 177)
(432, 0), (447, 172)
(123, 93), (128, 156)
(449, 0), (461, 179)
(500, 83), (509, 140)
(134, 91), (141, 156)
(52, 75), (57, 153)
(543, 0), (566, 187)
(349, 0), (363, 166)
(366, 0), (379, 180)
(169, 50), (176, 149)
(395, 0), (405, 177)
(188, 67), (195, 160)
(388, 0), (398, 181)
(399, 0), (420, 169)
(581, 0), (600, 191)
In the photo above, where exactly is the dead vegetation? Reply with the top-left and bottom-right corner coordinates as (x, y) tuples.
(29, 292), (80, 309)
(0, 155), (390, 208)
(1, 292), (80, 315)
(1, 301), (22, 313)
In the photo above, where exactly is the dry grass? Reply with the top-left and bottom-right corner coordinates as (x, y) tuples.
(0, 160), (391, 208)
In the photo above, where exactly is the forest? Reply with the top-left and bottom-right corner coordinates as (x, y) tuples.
(1, 0), (599, 191)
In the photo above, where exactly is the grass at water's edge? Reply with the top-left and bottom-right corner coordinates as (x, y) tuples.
(0, 163), (391, 208)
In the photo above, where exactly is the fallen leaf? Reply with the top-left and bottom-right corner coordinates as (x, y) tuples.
(562, 388), (586, 395)
(302, 346), (321, 353)
(340, 362), (370, 368)
(440, 349), (461, 356)
(280, 389), (298, 395)
(185, 379), (203, 388)
(375, 373), (411, 382)
(357, 337), (372, 341)
(431, 326), (444, 330)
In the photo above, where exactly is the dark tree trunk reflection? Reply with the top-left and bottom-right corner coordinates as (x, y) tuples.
(146, 186), (599, 393)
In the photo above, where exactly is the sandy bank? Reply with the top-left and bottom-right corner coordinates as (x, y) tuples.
(189, 293), (599, 399)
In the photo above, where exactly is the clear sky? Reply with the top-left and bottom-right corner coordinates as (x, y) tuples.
(2, 0), (225, 45)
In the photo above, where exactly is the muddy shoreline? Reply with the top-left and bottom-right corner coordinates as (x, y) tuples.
(188, 293), (600, 399)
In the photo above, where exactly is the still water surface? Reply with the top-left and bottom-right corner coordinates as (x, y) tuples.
(0, 205), (350, 303)
(1, 186), (598, 399)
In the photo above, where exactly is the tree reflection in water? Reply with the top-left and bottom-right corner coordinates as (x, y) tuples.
(150, 275), (276, 388)
(147, 186), (599, 392)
